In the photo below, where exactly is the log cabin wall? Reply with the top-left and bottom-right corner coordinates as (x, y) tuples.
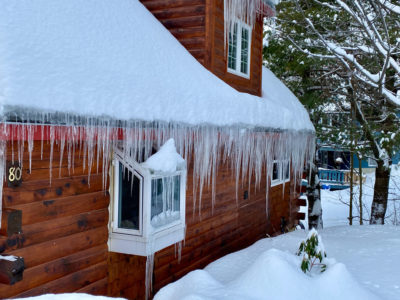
(140, 0), (207, 65)
(140, 0), (263, 96)
(0, 139), (299, 299)
(0, 141), (109, 298)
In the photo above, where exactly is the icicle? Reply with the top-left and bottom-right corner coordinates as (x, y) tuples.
(145, 253), (155, 300)
(58, 126), (66, 178)
(177, 240), (182, 264)
(27, 124), (34, 173)
(0, 113), (315, 231)
(49, 126), (55, 185)
(0, 141), (6, 229)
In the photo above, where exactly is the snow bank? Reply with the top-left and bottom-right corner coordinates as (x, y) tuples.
(141, 139), (185, 173)
(0, 0), (313, 132)
(155, 247), (379, 300)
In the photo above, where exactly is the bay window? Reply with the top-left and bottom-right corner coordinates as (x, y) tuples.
(109, 143), (186, 256)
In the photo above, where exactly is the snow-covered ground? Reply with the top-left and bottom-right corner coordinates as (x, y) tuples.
(155, 165), (400, 300)
(322, 165), (400, 227)
(155, 225), (400, 300)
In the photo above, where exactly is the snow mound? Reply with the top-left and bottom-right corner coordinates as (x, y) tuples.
(0, 0), (313, 132)
(141, 139), (185, 173)
(155, 248), (380, 300)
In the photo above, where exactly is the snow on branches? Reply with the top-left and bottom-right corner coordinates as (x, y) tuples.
(290, 0), (400, 107)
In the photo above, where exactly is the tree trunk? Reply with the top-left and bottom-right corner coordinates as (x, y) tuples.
(307, 162), (323, 230)
(358, 154), (363, 225)
(349, 152), (354, 225)
(370, 161), (391, 224)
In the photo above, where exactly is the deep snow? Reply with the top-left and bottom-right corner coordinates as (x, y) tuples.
(0, 0), (312, 131)
(155, 225), (400, 300)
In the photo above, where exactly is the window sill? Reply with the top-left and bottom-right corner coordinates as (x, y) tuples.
(108, 223), (185, 256)
(227, 68), (250, 79)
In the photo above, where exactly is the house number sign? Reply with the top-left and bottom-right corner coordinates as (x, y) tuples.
(7, 162), (22, 187)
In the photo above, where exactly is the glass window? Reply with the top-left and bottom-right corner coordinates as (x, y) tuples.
(228, 23), (238, 70)
(240, 27), (249, 74)
(118, 162), (141, 230)
(272, 161), (280, 181)
(227, 20), (251, 77)
(284, 161), (290, 181)
(110, 147), (186, 257)
(151, 175), (181, 228)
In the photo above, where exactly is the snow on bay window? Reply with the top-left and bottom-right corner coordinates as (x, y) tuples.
(228, 20), (251, 78)
(109, 139), (186, 257)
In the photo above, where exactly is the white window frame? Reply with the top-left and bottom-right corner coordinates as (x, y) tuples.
(283, 160), (291, 182)
(227, 19), (252, 78)
(112, 160), (143, 236)
(271, 159), (291, 186)
(109, 149), (186, 257)
(271, 160), (282, 186)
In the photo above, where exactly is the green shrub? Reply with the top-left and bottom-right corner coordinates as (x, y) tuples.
(296, 228), (327, 273)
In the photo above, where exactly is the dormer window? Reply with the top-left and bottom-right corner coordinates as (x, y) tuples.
(109, 139), (186, 256)
(227, 20), (251, 78)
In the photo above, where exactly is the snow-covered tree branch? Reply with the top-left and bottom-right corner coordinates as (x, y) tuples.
(297, 0), (400, 106)
(265, 0), (400, 225)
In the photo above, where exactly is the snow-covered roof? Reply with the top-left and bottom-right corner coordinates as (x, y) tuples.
(261, 67), (314, 131)
(0, 0), (313, 132)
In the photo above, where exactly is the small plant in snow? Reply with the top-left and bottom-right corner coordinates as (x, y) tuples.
(296, 228), (327, 274)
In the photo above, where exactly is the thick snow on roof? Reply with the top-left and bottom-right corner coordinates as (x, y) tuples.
(261, 67), (314, 131)
(0, 0), (313, 132)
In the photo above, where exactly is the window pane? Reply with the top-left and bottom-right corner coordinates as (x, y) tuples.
(272, 161), (279, 181)
(118, 163), (140, 230)
(228, 23), (238, 70)
(240, 27), (249, 74)
(284, 161), (290, 180)
(151, 175), (181, 228)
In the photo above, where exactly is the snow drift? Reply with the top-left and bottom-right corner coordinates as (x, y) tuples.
(155, 231), (382, 300)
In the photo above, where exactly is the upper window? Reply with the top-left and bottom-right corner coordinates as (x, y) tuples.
(227, 20), (251, 78)
(109, 139), (186, 257)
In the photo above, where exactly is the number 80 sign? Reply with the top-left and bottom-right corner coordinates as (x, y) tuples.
(7, 162), (23, 187)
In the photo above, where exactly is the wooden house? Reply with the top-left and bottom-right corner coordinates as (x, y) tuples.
(0, 0), (314, 299)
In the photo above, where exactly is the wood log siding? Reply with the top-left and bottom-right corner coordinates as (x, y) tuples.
(140, 0), (207, 65)
(1, 140), (299, 299)
(0, 141), (109, 298)
(140, 0), (263, 96)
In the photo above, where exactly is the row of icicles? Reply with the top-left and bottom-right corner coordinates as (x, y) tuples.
(1, 118), (315, 218)
(1, 117), (314, 300)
